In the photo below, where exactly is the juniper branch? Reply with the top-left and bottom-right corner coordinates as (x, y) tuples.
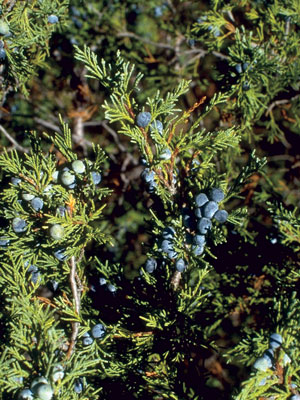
(66, 256), (81, 359)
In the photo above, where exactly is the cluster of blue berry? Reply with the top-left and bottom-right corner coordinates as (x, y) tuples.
(56, 159), (101, 189)
(254, 333), (291, 373)
(182, 188), (228, 257)
(4, 159), (101, 254)
(17, 367), (85, 398)
(142, 227), (186, 272)
(235, 62), (250, 74)
(197, 16), (221, 37)
(141, 188), (228, 275)
(18, 374), (56, 400)
(137, 112), (176, 192)
(25, 261), (41, 284)
(82, 323), (106, 346)
(141, 168), (157, 193)
(137, 112), (172, 161)
(234, 62), (252, 91)
(99, 276), (117, 293)
(25, 260), (58, 294)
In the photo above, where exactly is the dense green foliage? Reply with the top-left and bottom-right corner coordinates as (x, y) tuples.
(0, 1), (300, 399)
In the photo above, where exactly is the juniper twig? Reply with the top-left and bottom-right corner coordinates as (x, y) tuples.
(66, 256), (81, 359)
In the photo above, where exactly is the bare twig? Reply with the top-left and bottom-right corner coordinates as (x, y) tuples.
(266, 94), (300, 116)
(34, 117), (61, 132)
(85, 120), (127, 152)
(117, 30), (228, 61)
(75, 272), (84, 292)
(66, 256), (81, 359)
(0, 124), (29, 153)
(84, 120), (138, 166)
(171, 271), (182, 290)
(73, 115), (90, 156)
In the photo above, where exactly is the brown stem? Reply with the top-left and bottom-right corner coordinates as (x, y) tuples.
(171, 271), (182, 290)
(66, 256), (81, 359)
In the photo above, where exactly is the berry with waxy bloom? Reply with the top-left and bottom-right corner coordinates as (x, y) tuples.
(74, 378), (83, 393)
(31, 197), (44, 211)
(0, 20), (10, 35)
(136, 112), (151, 128)
(54, 248), (67, 261)
(159, 148), (172, 160)
(91, 171), (101, 185)
(209, 188), (225, 203)
(150, 120), (163, 135)
(176, 258), (186, 272)
(48, 15), (59, 24)
(61, 170), (75, 186)
(51, 364), (64, 382)
(91, 323), (106, 339)
(141, 168), (155, 183)
(72, 159), (86, 174)
(30, 377), (48, 393)
(12, 217), (27, 233)
(253, 354), (273, 371)
(145, 258), (157, 273)
(11, 177), (21, 185)
(193, 234), (205, 246)
(49, 224), (64, 240)
(197, 218), (212, 235)
(214, 210), (228, 223)
(202, 201), (218, 219)
(162, 226), (175, 239)
(22, 192), (35, 201)
(269, 332), (283, 349)
(108, 283), (116, 292)
(34, 383), (53, 400)
(195, 193), (209, 207)
(82, 335), (93, 346)
(0, 48), (6, 60)
(18, 389), (34, 400)
(192, 245), (204, 256)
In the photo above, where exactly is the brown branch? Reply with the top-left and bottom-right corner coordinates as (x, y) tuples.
(66, 256), (81, 359)
(171, 271), (182, 290)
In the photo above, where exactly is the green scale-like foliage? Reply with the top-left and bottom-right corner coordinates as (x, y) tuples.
(0, 0), (69, 100)
(0, 48), (271, 399)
